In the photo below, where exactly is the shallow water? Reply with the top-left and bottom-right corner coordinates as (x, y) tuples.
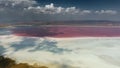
(11, 26), (120, 37)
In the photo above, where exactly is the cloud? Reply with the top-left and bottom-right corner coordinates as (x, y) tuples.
(95, 10), (117, 15)
(0, 0), (92, 15)
(26, 3), (92, 15)
(80, 10), (91, 15)
(26, 3), (80, 14)
(0, 0), (80, 15)
(0, 0), (87, 22)
(65, 7), (79, 14)
(0, 0), (36, 6)
(0, 0), (118, 22)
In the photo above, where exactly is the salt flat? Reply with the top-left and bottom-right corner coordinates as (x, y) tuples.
(0, 35), (120, 68)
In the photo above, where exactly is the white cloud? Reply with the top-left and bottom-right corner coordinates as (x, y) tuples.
(26, 3), (92, 15)
(45, 3), (54, 9)
(80, 10), (91, 15)
(65, 7), (79, 14)
(0, 0), (118, 15)
(0, 0), (36, 12)
(95, 10), (117, 15)
(26, 3), (80, 14)
(0, 0), (36, 6)
(0, 0), (118, 22)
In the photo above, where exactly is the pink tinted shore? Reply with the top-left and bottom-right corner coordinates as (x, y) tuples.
(12, 26), (120, 37)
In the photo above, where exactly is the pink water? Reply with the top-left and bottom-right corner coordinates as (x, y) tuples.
(12, 26), (120, 37)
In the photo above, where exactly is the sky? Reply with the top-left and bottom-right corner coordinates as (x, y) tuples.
(36, 0), (120, 9)
(0, 0), (120, 23)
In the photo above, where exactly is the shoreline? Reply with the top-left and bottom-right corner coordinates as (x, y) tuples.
(2, 35), (120, 39)
(1, 25), (120, 28)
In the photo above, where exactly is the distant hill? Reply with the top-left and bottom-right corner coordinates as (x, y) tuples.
(0, 20), (120, 26)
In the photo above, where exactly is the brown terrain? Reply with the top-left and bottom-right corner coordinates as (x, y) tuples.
(0, 56), (48, 68)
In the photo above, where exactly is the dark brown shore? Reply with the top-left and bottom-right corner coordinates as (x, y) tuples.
(0, 56), (48, 68)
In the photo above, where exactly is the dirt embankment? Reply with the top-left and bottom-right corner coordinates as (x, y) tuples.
(0, 56), (48, 68)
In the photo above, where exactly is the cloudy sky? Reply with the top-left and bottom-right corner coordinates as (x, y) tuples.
(0, 0), (120, 23)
